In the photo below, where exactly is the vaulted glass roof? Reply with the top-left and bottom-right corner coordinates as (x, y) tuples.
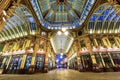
(0, 6), (36, 42)
(50, 33), (73, 53)
(88, 4), (120, 34)
(31, 0), (95, 29)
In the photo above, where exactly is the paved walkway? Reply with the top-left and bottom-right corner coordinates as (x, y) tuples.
(0, 69), (120, 80)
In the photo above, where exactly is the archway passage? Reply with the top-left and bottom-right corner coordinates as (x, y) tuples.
(56, 54), (67, 68)
(59, 0), (64, 2)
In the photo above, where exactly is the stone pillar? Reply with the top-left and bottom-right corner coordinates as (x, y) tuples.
(28, 38), (39, 74)
(6, 56), (12, 70)
(1, 43), (9, 73)
(44, 40), (49, 73)
(19, 39), (31, 74)
(114, 37), (120, 48)
(93, 39), (106, 69)
(99, 53), (106, 67)
(106, 38), (111, 47)
(72, 43), (77, 70)
(84, 37), (97, 64)
(102, 37), (116, 69)
(84, 37), (100, 72)
(75, 40), (82, 71)
(67, 51), (72, 69)
(108, 53), (115, 66)
(6, 42), (18, 70)
(102, 37), (110, 48)
(117, 37), (120, 44)
(19, 54), (27, 74)
(50, 47), (55, 69)
(93, 39), (99, 47)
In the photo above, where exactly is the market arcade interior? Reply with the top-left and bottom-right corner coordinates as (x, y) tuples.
(0, 0), (120, 74)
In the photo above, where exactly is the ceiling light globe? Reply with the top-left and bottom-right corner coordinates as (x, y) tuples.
(62, 28), (66, 32)
(64, 31), (69, 35)
(57, 31), (62, 35)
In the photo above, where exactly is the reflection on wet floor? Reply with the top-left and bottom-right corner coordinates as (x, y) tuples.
(0, 69), (120, 80)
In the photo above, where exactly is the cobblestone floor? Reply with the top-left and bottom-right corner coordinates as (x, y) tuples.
(0, 69), (120, 80)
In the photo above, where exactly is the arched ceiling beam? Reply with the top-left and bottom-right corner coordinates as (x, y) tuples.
(8, 18), (20, 38)
(14, 9), (27, 34)
(113, 17), (120, 33)
(6, 22), (16, 38)
(2, 28), (10, 40)
(93, 6), (109, 33)
(17, 6), (31, 35)
(88, 3), (120, 34)
(81, 0), (108, 31)
(1, 32), (7, 40)
(107, 8), (118, 33)
(4, 26), (13, 39)
(101, 7), (115, 33)
(0, 33), (4, 42)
